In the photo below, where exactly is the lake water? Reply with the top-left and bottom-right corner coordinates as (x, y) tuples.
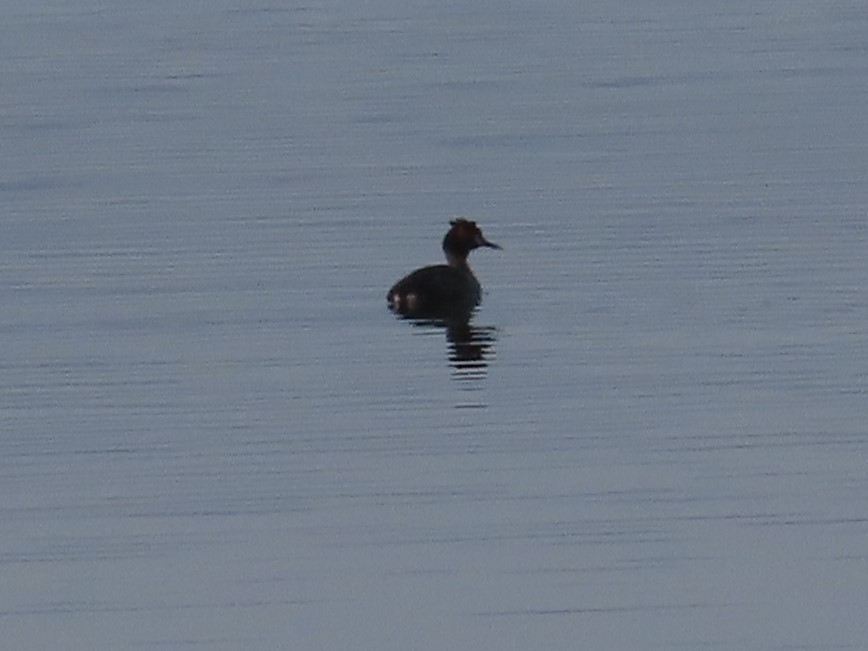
(3, 1), (868, 649)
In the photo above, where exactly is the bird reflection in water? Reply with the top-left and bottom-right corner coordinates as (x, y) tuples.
(394, 310), (498, 381)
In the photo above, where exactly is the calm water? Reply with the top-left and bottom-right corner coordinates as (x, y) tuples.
(3, 1), (868, 649)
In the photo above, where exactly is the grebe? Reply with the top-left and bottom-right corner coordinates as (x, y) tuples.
(387, 218), (500, 317)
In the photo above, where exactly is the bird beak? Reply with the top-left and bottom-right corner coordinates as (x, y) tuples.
(480, 235), (502, 250)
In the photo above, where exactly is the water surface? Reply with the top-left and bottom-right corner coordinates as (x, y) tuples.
(2, 1), (868, 649)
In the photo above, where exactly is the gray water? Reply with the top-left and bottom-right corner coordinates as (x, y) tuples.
(3, 1), (868, 649)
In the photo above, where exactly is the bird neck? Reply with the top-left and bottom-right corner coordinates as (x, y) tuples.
(445, 249), (470, 269)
